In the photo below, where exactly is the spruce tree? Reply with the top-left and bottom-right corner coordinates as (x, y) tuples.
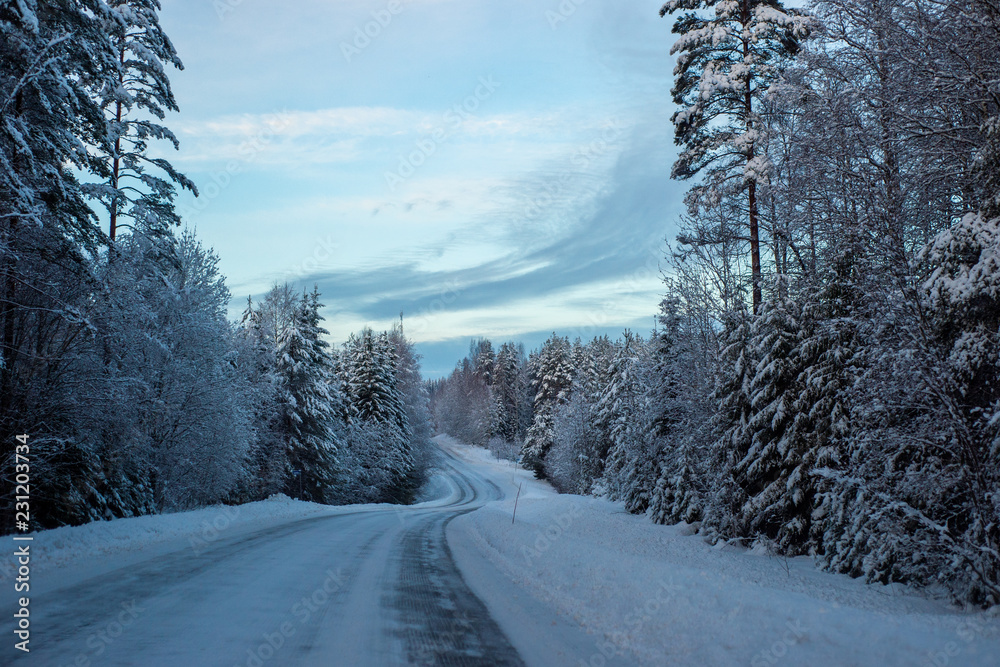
(521, 333), (574, 476)
(274, 289), (339, 502)
(595, 331), (653, 512)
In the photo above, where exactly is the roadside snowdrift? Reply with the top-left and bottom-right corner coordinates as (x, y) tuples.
(2, 495), (337, 582)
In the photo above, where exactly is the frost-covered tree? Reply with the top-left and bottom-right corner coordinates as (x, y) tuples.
(388, 320), (433, 498)
(596, 331), (654, 513)
(342, 327), (413, 500)
(471, 337), (496, 386)
(522, 333), (574, 476)
(1, 0), (119, 433)
(274, 287), (341, 502)
(430, 338), (531, 457)
(86, 0), (196, 244)
(433, 357), (490, 446)
(345, 328), (406, 430)
(547, 391), (603, 495)
(661, 0), (812, 310)
(647, 295), (717, 526)
(490, 341), (528, 444)
(234, 297), (286, 501)
(852, 211), (1000, 604)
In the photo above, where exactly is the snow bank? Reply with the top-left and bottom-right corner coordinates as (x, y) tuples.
(444, 439), (1000, 666)
(4, 494), (342, 584)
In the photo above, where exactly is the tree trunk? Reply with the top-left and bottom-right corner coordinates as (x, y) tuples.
(109, 42), (126, 242)
(742, 0), (763, 313)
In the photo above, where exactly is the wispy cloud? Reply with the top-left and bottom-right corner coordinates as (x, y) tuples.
(261, 116), (685, 342)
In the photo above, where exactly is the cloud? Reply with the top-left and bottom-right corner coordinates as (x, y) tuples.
(273, 115), (685, 343)
(169, 104), (626, 169)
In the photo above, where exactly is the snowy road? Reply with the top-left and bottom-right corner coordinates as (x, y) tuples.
(1, 447), (596, 667)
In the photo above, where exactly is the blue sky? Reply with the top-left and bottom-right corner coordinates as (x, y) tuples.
(158, 0), (685, 377)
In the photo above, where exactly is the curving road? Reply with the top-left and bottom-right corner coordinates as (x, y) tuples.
(2, 446), (600, 667)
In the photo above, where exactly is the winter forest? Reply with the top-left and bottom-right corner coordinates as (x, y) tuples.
(433, 0), (1000, 609)
(2, 0), (999, 626)
(0, 2), (431, 530)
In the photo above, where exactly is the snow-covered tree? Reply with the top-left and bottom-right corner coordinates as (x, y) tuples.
(647, 296), (716, 526)
(522, 333), (574, 476)
(490, 341), (528, 445)
(86, 0), (196, 244)
(661, 0), (812, 310)
(1, 0), (119, 439)
(342, 327), (413, 500)
(547, 391), (603, 494)
(388, 320), (434, 499)
(274, 287), (341, 502)
(596, 331), (654, 512)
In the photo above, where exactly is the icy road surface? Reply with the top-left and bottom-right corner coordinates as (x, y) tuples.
(1, 445), (597, 667)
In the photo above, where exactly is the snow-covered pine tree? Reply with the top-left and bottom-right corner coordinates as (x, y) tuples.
(343, 327), (413, 500)
(234, 296), (287, 501)
(595, 331), (654, 513)
(586, 335), (618, 398)
(661, 0), (812, 311)
(910, 210), (1000, 604)
(87, 0), (196, 244)
(471, 338), (495, 387)
(1, 0), (120, 441)
(521, 333), (574, 476)
(346, 328), (409, 432)
(720, 271), (861, 555)
(388, 320), (432, 498)
(647, 297), (713, 526)
(547, 389), (603, 494)
(491, 341), (527, 445)
(726, 288), (809, 548)
(274, 288), (340, 502)
(545, 337), (613, 493)
(702, 307), (754, 542)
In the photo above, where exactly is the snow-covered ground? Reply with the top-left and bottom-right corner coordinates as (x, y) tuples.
(441, 436), (1000, 667)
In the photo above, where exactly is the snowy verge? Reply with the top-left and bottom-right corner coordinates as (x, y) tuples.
(442, 437), (1000, 667)
(0, 495), (337, 585)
